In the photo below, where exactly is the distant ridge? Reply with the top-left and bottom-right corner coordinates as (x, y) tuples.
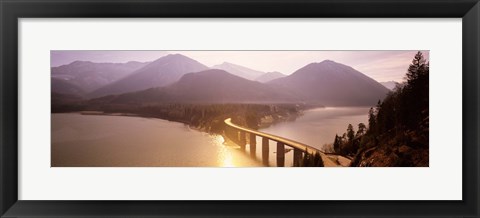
(89, 54), (209, 98)
(51, 77), (86, 96)
(54, 55), (390, 107)
(91, 69), (300, 104)
(255, 71), (286, 83)
(212, 62), (265, 80)
(269, 60), (389, 106)
(51, 60), (147, 93)
(380, 81), (400, 90)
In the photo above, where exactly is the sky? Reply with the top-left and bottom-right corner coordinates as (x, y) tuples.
(51, 50), (429, 82)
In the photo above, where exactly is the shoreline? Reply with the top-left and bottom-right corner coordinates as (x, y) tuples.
(54, 107), (352, 167)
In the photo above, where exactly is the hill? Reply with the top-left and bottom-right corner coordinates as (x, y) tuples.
(51, 77), (86, 96)
(212, 62), (265, 80)
(269, 60), (389, 106)
(255, 71), (286, 83)
(380, 81), (400, 90)
(91, 69), (300, 104)
(51, 60), (147, 93)
(89, 54), (209, 98)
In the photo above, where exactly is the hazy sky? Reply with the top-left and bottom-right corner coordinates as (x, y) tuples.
(51, 50), (429, 82)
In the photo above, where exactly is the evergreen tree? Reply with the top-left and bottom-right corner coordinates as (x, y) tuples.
(406, 51), (428, 84)
(347, 124), (355, 143)
(367, 107), (376, 134)
(356, 123), (367, 137)
(333, 134), (340, 153)
(340, 52), (430, 166)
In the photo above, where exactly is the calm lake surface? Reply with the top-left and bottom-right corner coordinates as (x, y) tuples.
(52, 114), (261, 167)
(260, 107), (370, 152)
(52, 107), (369, 167)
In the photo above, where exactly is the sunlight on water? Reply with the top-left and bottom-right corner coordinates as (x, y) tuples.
(213, 135), (261, 167)
(214, 135), (236, 167)
(52, 114), (261, 167)
(219, 148), (235, 167)
(52, 108), (368, 167)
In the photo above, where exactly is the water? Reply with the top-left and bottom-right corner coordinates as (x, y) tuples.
(52, 107), (369, 167)
(51, 113), (262, 167)
(238, 107), (369, 167)
(260, 107), (370, 153)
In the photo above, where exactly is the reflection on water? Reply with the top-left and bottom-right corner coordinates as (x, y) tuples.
(260, 107), (370, 152)
(52, 107), (369, 167)
(52, 114), (261, 167)
(243, 107), (369, 166)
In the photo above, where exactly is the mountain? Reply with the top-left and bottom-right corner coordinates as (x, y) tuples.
(51, 77), (86, 96)
(255, 71), (286, 83)
(268, 60), (389, 106)
(51, 61), (148, 93)
(380, 81), (400, 90)
(212, 62), (265, 80)
(91, 69), (299, 104)
(89, 54), (209, 98)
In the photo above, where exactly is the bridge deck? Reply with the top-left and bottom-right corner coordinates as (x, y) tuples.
(224, 118), (322, 155)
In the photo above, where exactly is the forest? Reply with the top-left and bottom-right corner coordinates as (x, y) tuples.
(54, 99), (306, 135)
(332, 52), (429, 167)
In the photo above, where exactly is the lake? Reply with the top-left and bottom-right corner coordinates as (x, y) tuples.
(51, 107), (369, 167)
(247, 107), (370, 166)
(51, 114), (262, 167)
(261, 107), (370, 151)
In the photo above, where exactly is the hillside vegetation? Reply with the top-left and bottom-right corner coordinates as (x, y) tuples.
(333, 52), (429, 167)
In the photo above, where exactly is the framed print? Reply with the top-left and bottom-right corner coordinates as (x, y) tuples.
(1, 0), (479, 217)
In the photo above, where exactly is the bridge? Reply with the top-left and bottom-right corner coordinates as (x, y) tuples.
(223, 118), (324, 167)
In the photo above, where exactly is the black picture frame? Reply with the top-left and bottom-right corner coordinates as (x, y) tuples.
(1, 0), (479, 217)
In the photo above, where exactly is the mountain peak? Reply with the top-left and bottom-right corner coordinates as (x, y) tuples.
(269, 60), (389, 106)
(313, 60), (342, 66)
(188, 69), (232, 77)
(167, 53), (186, 58)
(213, 62), (238, 67)
(319, 59), (337, 64)
(211, 62), (264, 80)
(298, 60), (352, 73)
(69, 60), (93, 66)
(88, 54), (208, 98)
(108, 68), (299, 104)
(154, 53), (193, 62)
(255, 71), (286, 83)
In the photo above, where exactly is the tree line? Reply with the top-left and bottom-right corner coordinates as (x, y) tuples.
(333, 51), (429, 166)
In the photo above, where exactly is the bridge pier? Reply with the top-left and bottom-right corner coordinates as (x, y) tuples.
(277, 142), (285, 167)
(293, 148), (302, 167)
(262, 137), (269, 166)
(231, 128), (238, 144)
(249, 133), (256, 158)
(239, 131), (246, 151)
(223, 118), (324, 168)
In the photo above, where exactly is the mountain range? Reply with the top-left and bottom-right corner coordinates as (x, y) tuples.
(52, 54), (390, 106)
(380, 81), (400, 90)
(88, 54), (209, 98)
(255, 71), (286, 83)
(212, 62), (265, 80)
(51, 60), (148, 94)
(268, 60), (389, 106)
(92, 69), (299, 104)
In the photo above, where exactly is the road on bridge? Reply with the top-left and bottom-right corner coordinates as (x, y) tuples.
(224, 118), (351, 167)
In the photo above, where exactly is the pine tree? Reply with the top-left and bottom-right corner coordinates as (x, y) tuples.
(333, 134), (340, 153)
(356, 123), (367, 137)
(347, 124), (355, 143)
(406, 51), (428, 84)
(367, 107), (376, 134)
